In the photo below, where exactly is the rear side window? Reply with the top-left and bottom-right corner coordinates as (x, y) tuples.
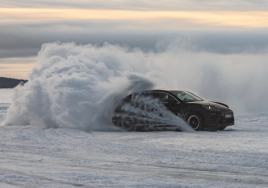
(154, 92), (178, 103)
(154, 92), (169, 102)
(141, 92), (154, 98)
(123, 94), (132, 102)
(131, 92), (153, 101)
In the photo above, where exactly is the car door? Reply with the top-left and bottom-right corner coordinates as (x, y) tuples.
(153, 92), (181, 115)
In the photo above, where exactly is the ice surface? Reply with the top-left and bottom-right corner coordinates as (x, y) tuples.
(1, 43), (268, 187)
(0, 104), (267, 187)
(0, 89), (13, 103)
(0, 89), (13, 123)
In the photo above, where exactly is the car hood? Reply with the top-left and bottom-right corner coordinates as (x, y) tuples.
(187, 101), (230, 110)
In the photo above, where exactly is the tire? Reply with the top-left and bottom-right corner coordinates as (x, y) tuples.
(218, 126), (226, 131)
(121, 116), (136, 131)
(187, 112), (203, 131)
(112, 116), (121, 127)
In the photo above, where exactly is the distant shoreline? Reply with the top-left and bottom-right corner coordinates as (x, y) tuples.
(0, 77), (28, 88)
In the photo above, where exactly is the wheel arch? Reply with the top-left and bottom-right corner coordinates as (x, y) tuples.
(185, 109), (205, 124)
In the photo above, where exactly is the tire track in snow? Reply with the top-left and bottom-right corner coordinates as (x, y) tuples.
(0, 167), (86, 187)
(1, 152), (268, 186)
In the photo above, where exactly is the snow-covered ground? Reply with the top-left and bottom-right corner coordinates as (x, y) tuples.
(0, 89), (268, 187)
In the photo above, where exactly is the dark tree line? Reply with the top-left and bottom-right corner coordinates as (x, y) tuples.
(0, 77), (28, 88)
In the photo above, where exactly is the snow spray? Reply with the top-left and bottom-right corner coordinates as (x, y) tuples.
(2, 42), (191, 131)
(115, 94), (193, 131)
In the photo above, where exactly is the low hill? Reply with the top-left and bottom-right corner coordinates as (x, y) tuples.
(0, 77), (28, 88)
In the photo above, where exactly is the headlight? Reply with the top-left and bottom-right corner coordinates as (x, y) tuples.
(202, 105), (219, 111)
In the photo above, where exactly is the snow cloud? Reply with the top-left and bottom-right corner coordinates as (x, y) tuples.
(2, 42), (268, 130)
(2, 43), (164, 131)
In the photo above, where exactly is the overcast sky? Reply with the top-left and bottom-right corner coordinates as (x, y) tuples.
(0, 0), (268, 79)
(1, 0), (268, 11)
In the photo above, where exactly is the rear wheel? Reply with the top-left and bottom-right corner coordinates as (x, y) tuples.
(187, 112), (203, 131)
(218, 126), (226, 131)
(121, 116), (135, 131)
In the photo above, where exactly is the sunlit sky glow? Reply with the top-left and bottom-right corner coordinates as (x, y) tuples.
(1, 8), (268, 28)
(0, 0), (268, 79)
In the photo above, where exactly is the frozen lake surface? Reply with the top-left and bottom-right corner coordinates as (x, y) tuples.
(0, 89), (13, 103)
(0, 89), (268, 187)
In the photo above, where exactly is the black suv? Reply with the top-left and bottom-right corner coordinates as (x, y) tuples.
(112, 90), (234, 131)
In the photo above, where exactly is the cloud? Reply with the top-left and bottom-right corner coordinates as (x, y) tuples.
(157, 31), (268, 54)
(1, 0), (268, 11)
(1, 19), (268, 59)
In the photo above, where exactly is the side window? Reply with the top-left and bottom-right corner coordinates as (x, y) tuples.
(176, 93), (194, 101)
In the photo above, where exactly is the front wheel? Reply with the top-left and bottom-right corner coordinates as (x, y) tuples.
(187, 112), (203, 131)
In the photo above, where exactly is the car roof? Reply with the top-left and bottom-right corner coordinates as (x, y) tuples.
(144, 89), (185, 93)
(129, 89), (187, 97)
(126, 89), (189, 102)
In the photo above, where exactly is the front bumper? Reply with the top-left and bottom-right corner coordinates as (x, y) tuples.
(203, 111), (235, 130)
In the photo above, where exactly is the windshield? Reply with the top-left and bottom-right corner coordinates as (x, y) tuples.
(171, 91), (203, 102)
